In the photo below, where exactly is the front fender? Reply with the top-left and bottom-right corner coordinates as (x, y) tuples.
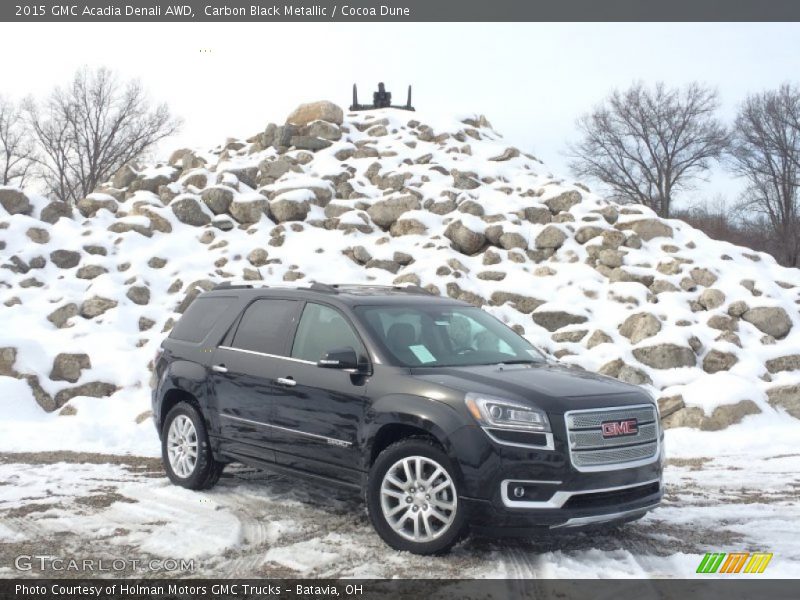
(363, 394), (470, 470)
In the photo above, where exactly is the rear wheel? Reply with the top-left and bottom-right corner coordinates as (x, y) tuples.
(162, 402), (223, 489)
(367, 438), (467, 554)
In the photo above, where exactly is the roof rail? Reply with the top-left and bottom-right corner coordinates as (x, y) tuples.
(309, 282), (339, 293)
(212, 282), (254, 291)
(308, 282), (433, 296)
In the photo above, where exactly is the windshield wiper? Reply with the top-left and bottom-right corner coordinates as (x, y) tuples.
(494, 359), (538, 365)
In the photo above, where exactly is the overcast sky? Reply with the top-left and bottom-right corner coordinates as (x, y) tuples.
(2, 22), (799, 208)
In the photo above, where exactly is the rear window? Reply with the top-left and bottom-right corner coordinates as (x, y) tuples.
(170, 296), (234, 343)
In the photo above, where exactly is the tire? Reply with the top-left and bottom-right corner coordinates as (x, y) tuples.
(161, 402), (223, 490)
(366, 438), (467, 555)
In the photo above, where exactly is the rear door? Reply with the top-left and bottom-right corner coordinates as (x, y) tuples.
(210, 298), (302, 463)
(270, 302), (370, 485)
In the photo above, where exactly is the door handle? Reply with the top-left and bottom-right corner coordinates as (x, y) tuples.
(276, 377), (297, 387)
(211, 364), (228, 373)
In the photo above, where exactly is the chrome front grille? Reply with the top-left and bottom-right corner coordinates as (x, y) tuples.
(565, 404), (659, 472)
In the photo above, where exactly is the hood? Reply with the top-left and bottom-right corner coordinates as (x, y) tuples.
(410, 362), (652, 413)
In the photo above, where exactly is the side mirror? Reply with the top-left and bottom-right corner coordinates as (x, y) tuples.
(318, 346), (360, 370)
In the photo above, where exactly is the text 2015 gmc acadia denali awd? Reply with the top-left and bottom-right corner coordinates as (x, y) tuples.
(152, 283), (663, 554)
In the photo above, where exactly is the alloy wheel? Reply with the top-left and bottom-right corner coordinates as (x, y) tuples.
(379, 455), (458, 542)
(167, 414), (198, 478)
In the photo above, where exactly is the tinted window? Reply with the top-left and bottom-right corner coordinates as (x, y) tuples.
(354, 305), (544, 367)
(291, 303), (364, 362)
(170, 296), (234, 343)
(230, 299), (299, 355)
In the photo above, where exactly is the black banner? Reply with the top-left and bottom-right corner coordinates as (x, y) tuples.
(3, 0), (800, 22)
(1, 580), (799, 600)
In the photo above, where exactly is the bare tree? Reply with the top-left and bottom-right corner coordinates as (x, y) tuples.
(0, 95), (36, 187)
(25, 67), (181, 204)
(568, 82), (728, 218)
(729, 84), (800, 267)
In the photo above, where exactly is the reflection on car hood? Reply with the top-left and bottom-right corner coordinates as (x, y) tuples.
(410, 362), (652, 412)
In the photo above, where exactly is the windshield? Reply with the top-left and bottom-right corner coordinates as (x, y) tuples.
(354, 304), (546, 368)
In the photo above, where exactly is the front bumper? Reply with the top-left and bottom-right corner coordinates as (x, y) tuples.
(449, 418), (664, 533)
(463, 476), (662, 533)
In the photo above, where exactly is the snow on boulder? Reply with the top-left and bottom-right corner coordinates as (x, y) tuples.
(616, 218), (673, 241)
(229, 193), (268, 224)
(632, 344), (696, 369)
(742, 306), (793, 339)
(270, 190), (312, 223)
(2, 104), (800, 442)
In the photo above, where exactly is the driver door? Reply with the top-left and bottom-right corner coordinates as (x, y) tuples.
(270, 302), (370, 486)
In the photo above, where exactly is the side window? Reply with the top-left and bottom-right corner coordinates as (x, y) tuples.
(291, 303), (364, 362)
(170, 296), (234, 343)
(230, 299), (298, 355)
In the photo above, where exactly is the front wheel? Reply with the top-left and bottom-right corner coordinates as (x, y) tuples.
(161, 402), (223, 489)
(366, 438), (467, 555)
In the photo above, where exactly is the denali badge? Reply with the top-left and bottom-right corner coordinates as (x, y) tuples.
(601, 419), (639, 438)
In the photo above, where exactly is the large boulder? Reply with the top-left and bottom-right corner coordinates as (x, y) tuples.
(290, 136), (332, 151)
(632, 344), (695, 369)
(47, 303), (78, 328)
(702, 349), (738, 373)
(489, 292), (545, 314)
(49, 353), (91, 383)
(50, 250), (81, 269)
(270, 197), (309, 223)
(40, 201), (73, 224)
(544, 190), (582, 214)
(80, 296), (118, 319)
(112, 164), (138, 189)
(0, 347), (17, 377)
(77, 195), (118, 218)
(531, 310), (588, 332)
(54, 382), (118, 410)
(286, 101), (344, 126)
(390, 218), (428, 237)
(444, 220), (486, 255)
(575, 225), (605, 244)
(0, 188), (32, 215)
(201, 187), (234, 214)
(617, 218), (673, 241)
(618, 312), (661, 344)
(662, 400), (760, 430)
(742, 307), (793, 339)
(306, 120), (342, 141)
(229, 196), (268, 224)
(126, 285), (150, 306)
(171, 196), (211, 226)
(367, 195), (420, 229)
(535, 225), (567, 249)
(699, 288), (726, 310)
(765, 354), (800, 374)
(766, 385), (800, 418)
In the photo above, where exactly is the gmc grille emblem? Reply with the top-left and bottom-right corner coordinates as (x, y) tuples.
(601, 419), (639, 438)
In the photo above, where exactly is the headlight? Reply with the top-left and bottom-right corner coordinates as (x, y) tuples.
(465, 392), (550, 432)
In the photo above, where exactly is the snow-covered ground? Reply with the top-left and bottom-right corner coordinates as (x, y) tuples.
(0, 436), (798, 578)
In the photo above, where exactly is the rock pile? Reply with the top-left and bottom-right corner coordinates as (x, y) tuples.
(1, 100), (799, 430)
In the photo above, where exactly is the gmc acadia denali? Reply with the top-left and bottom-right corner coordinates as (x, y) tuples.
(152, 283), (663, 554)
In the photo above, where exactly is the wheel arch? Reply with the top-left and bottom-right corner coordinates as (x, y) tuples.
(364, 394), (467, 476)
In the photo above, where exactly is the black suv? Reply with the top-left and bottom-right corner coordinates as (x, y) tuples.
(152, 283), (663, 554)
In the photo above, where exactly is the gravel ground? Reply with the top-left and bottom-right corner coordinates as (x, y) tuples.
(0, 451), (798, 579)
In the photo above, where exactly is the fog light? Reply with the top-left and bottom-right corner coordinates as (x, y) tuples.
(513, 486), (525, 498)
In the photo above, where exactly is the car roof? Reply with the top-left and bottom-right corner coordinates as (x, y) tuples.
(200, 283), (471, 308)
